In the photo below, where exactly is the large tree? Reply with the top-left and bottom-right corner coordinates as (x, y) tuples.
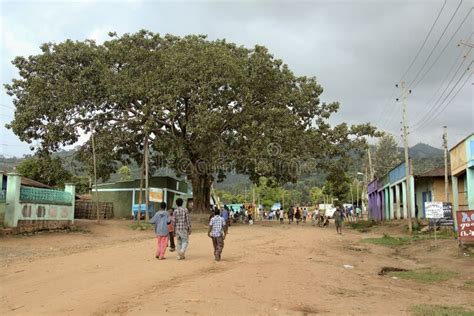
(5, 31), (377, 213)
(373, 133), (401, 178)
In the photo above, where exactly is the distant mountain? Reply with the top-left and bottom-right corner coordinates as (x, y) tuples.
(408, 143), (443, 159)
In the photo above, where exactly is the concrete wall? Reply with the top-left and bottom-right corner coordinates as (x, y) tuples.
(3, 173), (75, 229)
(0, 202), (5, 224)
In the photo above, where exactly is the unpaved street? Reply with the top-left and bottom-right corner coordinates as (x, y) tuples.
(0, 220), (473, 315)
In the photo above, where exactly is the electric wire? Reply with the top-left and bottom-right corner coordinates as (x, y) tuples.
(398, 0), (448, 83)
(413, 56), (472, 128)
(411, 7), (473, 89)
(408, 0), (463, 87)
(414, 61), (472, 131)
(415, 67), (472, 131)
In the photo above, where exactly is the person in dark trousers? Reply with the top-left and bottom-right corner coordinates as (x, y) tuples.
(222, 205), (230, 233)
(168, 208), (175, 252)
(208, 208), (226, 261)
(295, 207), (301, 225)
(334, 207), (343, 234)
(288, 207), (294, 224)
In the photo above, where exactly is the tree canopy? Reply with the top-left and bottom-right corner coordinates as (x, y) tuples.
(5, 30), (377, 212)
(15, 154), (72, 187)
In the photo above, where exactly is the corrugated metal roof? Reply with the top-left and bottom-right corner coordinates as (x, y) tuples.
(20, 177), (52, 189)
(416, 167), (451, 178)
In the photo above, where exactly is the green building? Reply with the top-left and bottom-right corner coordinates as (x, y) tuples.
(93, 175), (190, 219)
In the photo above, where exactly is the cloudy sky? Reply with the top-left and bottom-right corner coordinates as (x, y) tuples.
(0, 0), (472, 157)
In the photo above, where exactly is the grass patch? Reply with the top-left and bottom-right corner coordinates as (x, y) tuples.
(129, 222), (154, 231)
(461, 280), (474, 291)
(362, 233), (412, 246)
(389, 268), (457, 284)
(411, 304), (474, 316)
(346, 220), (377, 232)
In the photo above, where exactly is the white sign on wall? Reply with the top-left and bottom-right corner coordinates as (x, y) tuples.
(425, 202), (444, 219)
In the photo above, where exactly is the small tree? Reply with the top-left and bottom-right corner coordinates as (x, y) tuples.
(16, 154), (71, 187)
(118, 166), (132, 181)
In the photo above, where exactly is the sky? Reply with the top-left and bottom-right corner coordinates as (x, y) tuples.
(0, 0), (472, 158)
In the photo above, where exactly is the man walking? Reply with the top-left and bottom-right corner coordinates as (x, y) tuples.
(173, 198), (191, 260)
(334, 207), (343, 235)
(208, 208), (226, 261)
(222, 205), (230, 234)
(288, 207), (294, 224)
(303, 207), (308, 223)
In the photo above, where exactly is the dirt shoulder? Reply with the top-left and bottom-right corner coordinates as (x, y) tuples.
(0, 220), (472, 315)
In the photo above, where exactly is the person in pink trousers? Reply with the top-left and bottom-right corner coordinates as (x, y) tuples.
(149, 202), (171, 260)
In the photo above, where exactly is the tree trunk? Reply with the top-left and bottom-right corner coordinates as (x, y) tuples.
(191, 173), (212, 214)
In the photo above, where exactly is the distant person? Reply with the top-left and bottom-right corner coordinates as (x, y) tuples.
(334, 207), (343, 235)
(356, 206), (361, 219)
(222, 205), (230, 233)
(288, 207), (294, 224)
(279, 209), (284, 224)
(311, 209), (318, 226)
(173, 198), (192, 260)
(303, 207), (308, 223)
(276, 209), (280, 221)
(149, 202), (171, 260)
(208, 208), (226, 261)
(295, 207), (301, 225)
(168, 208), (176, 252)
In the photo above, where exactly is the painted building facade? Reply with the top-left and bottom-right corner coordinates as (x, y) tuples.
(450, 134), (474, 217)
(368, 161), (415, 221)
(414, 167), (452, 218)
(93, 176), (189, 218)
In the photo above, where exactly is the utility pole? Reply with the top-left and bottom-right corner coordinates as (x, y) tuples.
(91, 130), (100, 224)
(443, 126), (449, 202)
(398, 81), (413, 232)
(144, 134), (150, 221)
(367, 148), (374, 181)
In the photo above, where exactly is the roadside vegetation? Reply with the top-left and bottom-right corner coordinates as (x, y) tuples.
(389, 268), (457, 284)
(411, 304), (474, 316)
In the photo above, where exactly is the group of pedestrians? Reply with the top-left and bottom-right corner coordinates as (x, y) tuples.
(149, 198), (191, 261)
(149, 198), (228, 262)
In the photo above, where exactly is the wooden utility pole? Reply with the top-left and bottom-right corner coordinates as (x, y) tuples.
(91, 130), (100, 224)
(367, 148), (374, 181)
(137, 158), (145, 223)
(443, 126), (449, 202)
(144, 135), (150, 221)
(399, 81), (413, 232)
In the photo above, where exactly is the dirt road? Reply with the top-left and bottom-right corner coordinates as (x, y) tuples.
(0, 220), (472, 315)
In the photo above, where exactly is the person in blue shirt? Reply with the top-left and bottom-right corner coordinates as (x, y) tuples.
(149, 202), (171, 260)
(222, 205), (230, 234)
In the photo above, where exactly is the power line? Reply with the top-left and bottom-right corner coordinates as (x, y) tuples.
(410, 46), (471, 125)
(415, 70), (472, 131)
(413, 56), (472, 128)
(411, 7), (473, 89)
(408, 0), (463, 87)
(0, 104), (14, 110)
(399, 0), (448, 82)
(414, 61), (472, 131)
